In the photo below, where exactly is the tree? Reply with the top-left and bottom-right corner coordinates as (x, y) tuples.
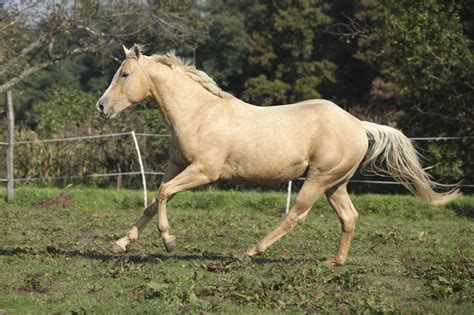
(347, 0), (473, 183)
(348, 0), (473, 136)
(241, 0), (337, 105)
(0, 0), (209, 96)
(197, 0), (248, 94)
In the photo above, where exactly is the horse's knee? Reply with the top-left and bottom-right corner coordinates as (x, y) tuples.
(295, 209), (310, 225)
(156, 183), (171, 201)
(340, 209), (358, 233)
(284, 211), (307, 230)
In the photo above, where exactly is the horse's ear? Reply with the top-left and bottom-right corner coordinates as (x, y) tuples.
(133, 44), (141, 59)
(123, 45), (131, 58)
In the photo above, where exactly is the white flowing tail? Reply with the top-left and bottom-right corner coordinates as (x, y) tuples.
(360, 121), (460, 205)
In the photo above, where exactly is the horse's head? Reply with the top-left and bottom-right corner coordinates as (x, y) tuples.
(96, 44), (151, 119)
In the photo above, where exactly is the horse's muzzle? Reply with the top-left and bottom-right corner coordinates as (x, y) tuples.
(99, 112), (109, 120)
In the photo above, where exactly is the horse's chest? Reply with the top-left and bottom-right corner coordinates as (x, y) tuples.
(168, 135), (215, 167)
(169, 137), (193, 167)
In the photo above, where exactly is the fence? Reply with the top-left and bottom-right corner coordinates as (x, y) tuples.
(0, 131), (164, 209)
(1, 130), (473, 213)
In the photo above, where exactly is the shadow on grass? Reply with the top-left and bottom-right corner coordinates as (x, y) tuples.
(0, 246), (315, 265)
(0, 248), (30, 255)
(447, 202), (474, 218)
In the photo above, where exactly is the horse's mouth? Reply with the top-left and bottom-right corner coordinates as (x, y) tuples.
(100, 112), (110, 120)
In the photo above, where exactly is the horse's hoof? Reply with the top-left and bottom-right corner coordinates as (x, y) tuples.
(322, 257), (344, 267)
(110, 243), (126, 254)
(231, 251), (246, 261)
(232, 250), (251, 261)
(164, 236), (176, 253)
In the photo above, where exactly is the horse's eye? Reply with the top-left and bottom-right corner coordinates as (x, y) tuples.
(122, 72), (129, 78)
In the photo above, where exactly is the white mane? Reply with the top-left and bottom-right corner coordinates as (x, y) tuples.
(151, 50), (229, 98)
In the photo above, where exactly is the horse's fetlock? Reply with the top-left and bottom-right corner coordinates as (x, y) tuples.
(342, 225), (355, 233)
(126, 227), (139, 241)
(255, 244), (266, 254)
(158, 222), (170, 233)
(281, 219), (294, 232)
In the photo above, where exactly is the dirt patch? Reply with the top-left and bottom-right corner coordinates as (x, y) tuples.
(39, 193), (73, 209)
(20, 273), (52, 293)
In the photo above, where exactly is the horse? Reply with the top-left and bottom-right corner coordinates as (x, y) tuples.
(96, 44), (459, 266)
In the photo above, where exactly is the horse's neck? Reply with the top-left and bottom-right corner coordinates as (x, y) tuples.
(149, 71), (219, 133)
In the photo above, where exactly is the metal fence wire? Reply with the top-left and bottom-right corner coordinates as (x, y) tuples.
(1, 132), (473, 211)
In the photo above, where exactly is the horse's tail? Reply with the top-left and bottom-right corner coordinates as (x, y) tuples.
(360, 121), (460, 205)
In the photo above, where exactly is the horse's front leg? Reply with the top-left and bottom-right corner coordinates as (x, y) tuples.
(111, 163), (181, 254)
(156, 162), (216, 252)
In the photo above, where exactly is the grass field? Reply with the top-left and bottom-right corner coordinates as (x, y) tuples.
(0, 186), (473, 314)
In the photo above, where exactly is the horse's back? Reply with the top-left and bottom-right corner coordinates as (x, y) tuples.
(244, 98), (367, 152)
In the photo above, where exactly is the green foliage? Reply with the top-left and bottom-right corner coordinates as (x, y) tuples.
(198, 0), (338, 105)
(242, 0), (337, 105)
(242, 75), (289, 106)
(352, 0), (473, 183)
(382, 0), (473, 134)
(356, 0), (473, 129)
(31, 88), (98, 136)
(14, 55), (114, 121)
(198, 0), (247, 92)
(425, 142), (465, 181)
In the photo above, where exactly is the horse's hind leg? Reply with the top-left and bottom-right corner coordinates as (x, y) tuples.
(241, 180), (325, 257)
(111, 163), (181, 254)
(324, 182), (359, 266)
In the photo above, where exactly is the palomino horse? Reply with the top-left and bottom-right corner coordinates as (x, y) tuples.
(96, 44), (459, 266)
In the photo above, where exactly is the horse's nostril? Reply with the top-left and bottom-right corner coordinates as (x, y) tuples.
(99, 104), (104, 111)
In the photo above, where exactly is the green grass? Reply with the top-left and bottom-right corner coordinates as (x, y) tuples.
(0, 186), (473, 314)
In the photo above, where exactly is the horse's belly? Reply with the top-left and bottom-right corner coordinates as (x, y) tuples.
(219, 152), (309, 185)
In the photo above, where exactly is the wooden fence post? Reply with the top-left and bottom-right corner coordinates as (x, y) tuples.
(5, 90), (14, 202)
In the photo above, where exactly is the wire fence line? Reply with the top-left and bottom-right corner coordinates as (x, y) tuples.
(1, 131), (472, 184)
(0, 132), (172, 146)
(135, 133), (172, 138)
(3, 173), (472, 187)
(0, 133), (472, 146)
(1, 131), (472, 210)
(0, 171), (165, 183)
(2, 131), (133, 145)
(408, 136), (472, 141)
